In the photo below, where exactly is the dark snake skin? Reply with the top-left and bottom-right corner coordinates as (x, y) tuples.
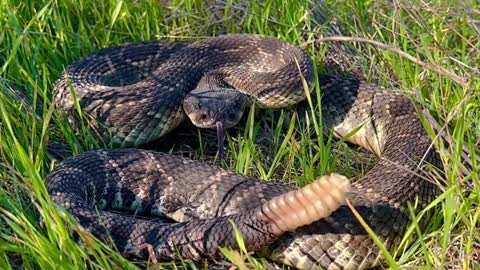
(46, 35), (442, 269)
(53, 34), (313, 147)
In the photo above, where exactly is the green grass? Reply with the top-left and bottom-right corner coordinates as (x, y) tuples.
(0, 0), (479, 269)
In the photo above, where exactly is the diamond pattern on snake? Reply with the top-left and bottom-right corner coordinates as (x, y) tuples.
(46, 34), (442, 270)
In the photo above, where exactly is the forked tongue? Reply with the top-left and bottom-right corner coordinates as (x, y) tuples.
(216, 121), (225, 160)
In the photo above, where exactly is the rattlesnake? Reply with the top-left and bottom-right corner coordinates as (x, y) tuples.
(46, 34), (441, 269)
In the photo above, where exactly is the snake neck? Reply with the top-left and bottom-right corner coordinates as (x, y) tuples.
(350, 117), (441, 207)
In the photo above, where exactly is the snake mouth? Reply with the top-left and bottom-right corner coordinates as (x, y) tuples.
(216, 121), (225, 160)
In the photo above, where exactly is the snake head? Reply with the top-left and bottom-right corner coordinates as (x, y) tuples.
(183, 88), (248, 129)
(183, 87), (248, 160)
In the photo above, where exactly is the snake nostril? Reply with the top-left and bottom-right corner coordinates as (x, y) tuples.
(200, 113), (207, 120)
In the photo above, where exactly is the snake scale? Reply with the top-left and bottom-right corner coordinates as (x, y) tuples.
(46, 34), (442, 269)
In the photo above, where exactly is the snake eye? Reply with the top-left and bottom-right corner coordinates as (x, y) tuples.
(228, 112), (237, 121)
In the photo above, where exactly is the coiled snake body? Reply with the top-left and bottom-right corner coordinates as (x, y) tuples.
(46, 35), (441, 269)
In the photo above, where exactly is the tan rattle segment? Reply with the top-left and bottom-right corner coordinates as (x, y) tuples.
(261, 173), (350, 232)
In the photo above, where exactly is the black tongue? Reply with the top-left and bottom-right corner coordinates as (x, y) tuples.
(216, 121), (225, 160)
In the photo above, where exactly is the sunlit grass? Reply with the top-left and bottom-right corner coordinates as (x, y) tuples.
(1, 0), (479, 269)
